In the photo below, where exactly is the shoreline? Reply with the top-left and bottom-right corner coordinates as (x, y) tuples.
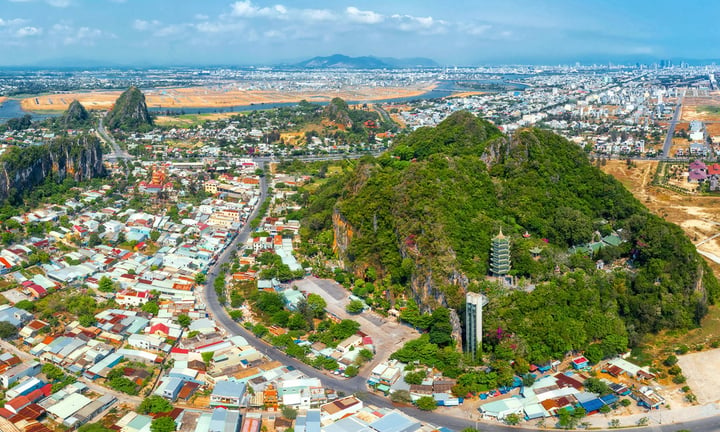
(19, 83), (438, 113)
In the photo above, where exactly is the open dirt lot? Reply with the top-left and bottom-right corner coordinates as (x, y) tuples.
(293, 276), (419, 372)
(681, 95), (720, 122)
(448, 91), (487, 98)
(602, 160), (720, 254)
(21, 83), (438, 112)
(678, 349), (720, 403)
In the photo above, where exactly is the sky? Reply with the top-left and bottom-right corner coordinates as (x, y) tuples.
(0, 0), (718, 66)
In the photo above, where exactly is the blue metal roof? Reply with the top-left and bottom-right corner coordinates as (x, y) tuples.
(580, 398), (605, 412)
(600, 394), (619, 405)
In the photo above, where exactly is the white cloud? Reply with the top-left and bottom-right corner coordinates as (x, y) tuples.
(194, 20), (244, 33)
(460, 23), (492, 36)
(391, 14), (447, 34)
(194, 14), (209, 20)
(49, 22), (112, 45)
(264, 29), (284, 39)
(346, 6), (383, 24)
(0, 18), (27, 27)
(300, 9), (335, 22)
(154, 25), (183, 37)
(230, 0), (285, 18)
(46, 0), (71, 7)
(16, 26), (41, 37)
(133, 19), (161, 31)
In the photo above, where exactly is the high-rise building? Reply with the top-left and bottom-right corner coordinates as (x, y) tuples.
(465, 292), (488, 357)
(490, 230), (511, 277)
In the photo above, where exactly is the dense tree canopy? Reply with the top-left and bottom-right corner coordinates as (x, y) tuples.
(303, 110), (720, 366)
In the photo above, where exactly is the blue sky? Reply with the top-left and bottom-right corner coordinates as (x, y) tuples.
(0, 0), (717, 66)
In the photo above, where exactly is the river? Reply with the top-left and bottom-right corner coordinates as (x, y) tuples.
(0, 78), (528, 123)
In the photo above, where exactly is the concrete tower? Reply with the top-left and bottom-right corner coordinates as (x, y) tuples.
(465, 292), (488, 357)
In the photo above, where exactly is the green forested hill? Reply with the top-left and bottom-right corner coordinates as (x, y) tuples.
(105, 86), (153, 131)
(302, 111), (719, 363)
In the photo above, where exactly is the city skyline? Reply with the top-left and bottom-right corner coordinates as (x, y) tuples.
(1, 0), (719, 67)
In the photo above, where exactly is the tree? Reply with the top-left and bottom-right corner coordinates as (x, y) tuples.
(358, 349), (374, 362)
(78, 314), (96, 327)
(281, 405), (298, 419)
(42, 363), (65, 380)
(229, 310), (243, 321)
(390, 390), (412, 404)
(306, 293), (327, 319)
(255, 291), (285, 315)
(138, 395), (173, 414)
(0, 321), (18, 339)
(202, 351), (214, 365)
(194, 273), (206, 285)
(98, 276), (115, 293)
(141, 301), (159, 315)
(505, 413), (521, 425)
(150, 416), (176, 432)
(415, 396), (437, 411)
(583, 378), (611, 396)
(287, 313), (307, 330)
(344, 365), (359, 377)
(584, 344), (604, 364)
(177, 314), (191, 328)
(88, 233), (102, 247)
(253, 324), (268, 338)
(664, 355), (678, 367)
(78, 423), (113, 432)
(346, 300), (365, 314)
(404, 370), (427, 385)
(15, 300), (36, 312)
(150, 230), (160, 242)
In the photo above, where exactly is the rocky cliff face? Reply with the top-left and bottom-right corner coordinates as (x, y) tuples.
(0, 135), (105, 201)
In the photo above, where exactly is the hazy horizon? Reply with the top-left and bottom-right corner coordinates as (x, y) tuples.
(1, 0), (718, 67)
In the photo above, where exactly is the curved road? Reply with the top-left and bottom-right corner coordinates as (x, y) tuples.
(198, 162), (720, 432)
(97, 116), (132, 161)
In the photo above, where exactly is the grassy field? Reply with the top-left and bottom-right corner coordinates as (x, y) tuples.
(700, 105), (720, 114)
(154, 112), (241, 128)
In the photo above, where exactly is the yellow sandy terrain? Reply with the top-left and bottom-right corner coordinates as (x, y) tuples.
(0, 97), (6, 105)
(682, 95), (720, 122)
(602, 160), (720, 265)
(21, 83), (438, 112)
(448, 91), (487, 98)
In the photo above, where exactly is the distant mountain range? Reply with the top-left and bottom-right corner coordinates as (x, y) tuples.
(293, 54), (439, 69)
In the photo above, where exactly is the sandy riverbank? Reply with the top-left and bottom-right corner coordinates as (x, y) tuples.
(20, 83), (438, 112)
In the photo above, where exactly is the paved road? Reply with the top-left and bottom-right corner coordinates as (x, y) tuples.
(98, 116), (132, 161)
(662, 90), (686, 158)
